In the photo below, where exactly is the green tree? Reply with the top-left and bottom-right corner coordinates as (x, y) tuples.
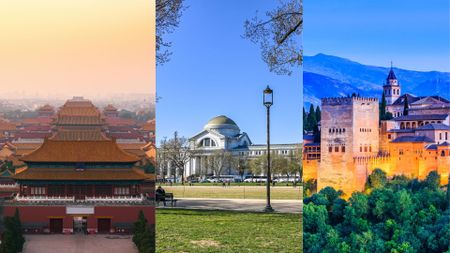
(315, 105), (321, 123)
(303, 107), (307, 132)
(423, 171), (440, 190)
(366, 168), (388, 189)
(138, 226), (155, 253)
(0, 209), (25, 253)
(306, 104), (316, 131)
(313, 124), (320, 143)
(133, 210), (154, 253)
(304, 203), (329, 234)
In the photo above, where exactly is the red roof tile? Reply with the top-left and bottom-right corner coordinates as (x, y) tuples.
(20, 138), (140, 163)
(14, 168), (153, 181)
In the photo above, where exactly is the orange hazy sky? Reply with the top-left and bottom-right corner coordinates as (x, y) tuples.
(0, 0), (155, 98)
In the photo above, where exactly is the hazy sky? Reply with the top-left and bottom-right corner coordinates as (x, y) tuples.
(304, 0), (450, 72)
(0, 0), (155, 99)
(157, 0), (302, 144)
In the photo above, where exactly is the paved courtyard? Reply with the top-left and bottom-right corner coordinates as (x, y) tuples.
(158, 198), (302, 213)
(23, 234), (137, 253)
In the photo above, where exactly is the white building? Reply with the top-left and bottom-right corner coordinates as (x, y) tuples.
(180, 115), (299, 178)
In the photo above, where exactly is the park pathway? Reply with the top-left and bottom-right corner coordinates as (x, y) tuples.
(158, 198), (302, 214)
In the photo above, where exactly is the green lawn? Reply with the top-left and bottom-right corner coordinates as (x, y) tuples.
(161, 186), (302, 200)
(156, 209), (302, 253)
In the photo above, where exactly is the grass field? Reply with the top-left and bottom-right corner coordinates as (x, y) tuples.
(161, 185), (302, 200)
(156, 209), (302, 253)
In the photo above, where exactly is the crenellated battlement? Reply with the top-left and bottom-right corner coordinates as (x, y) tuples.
(322, 96), (378, 106)
(353, 153), (391, 164)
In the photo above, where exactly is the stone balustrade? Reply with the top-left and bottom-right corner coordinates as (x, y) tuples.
(85, 194), (145, 203)
(15, 194), (75, 202)
(13, 194), (145, 204)
(0, 183), (19, 188)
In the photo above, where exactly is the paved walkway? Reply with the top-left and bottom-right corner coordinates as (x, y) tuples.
(23, 234), (137, 253)
(158, 198), (302, 213)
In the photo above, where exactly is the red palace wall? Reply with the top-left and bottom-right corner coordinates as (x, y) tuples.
(3, 205), (155, 234)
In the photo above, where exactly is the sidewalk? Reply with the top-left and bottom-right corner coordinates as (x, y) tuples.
(157, 198), (302, 214)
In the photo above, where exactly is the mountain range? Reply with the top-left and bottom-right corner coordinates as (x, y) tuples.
(303, 54), (450, 107)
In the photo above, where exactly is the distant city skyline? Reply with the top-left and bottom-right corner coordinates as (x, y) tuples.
(304, 0), (450, 72)
(156, 0), (302, 145)
(0, 0), (155, 97)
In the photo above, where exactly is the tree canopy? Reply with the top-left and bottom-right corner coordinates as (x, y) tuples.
(304, 171), (450, 253)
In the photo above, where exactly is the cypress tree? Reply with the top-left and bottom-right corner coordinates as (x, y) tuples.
(313, 124), (321, 143)
(0, 209), (25, 253)
(380, 92), (387, 120)
(139, 227), (155, 253)
(307, 104), (316, 132)
(303, 107), (307, 132)
(13, 209), (25, 252)
(133, 210), (148, 249)
(315, 105), (321, 123)
(403, 96), (409, 116)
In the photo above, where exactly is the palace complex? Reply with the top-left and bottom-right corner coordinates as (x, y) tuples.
(303, 68), (450, 196)
(0, 97), (155, 234)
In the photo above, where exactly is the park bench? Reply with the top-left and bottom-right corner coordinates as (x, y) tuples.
(157, 192), (178, 207)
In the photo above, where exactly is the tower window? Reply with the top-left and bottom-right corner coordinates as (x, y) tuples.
(335, 146), (339, 152)
(329, 147), (332, 153)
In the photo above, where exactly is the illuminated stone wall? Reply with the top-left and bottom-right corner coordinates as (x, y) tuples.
(303, 97), (450, 196)
(318, 97), (379, 196)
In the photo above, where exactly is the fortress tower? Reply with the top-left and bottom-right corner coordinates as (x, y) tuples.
(383, 67), (401, 105)
(318, 96), (379, 195)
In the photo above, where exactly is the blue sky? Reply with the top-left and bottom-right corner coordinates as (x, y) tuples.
(304, 0), (450, 72)
(156, 0), (302, 145)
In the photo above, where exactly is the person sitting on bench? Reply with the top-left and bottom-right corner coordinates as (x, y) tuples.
(156, 186), (166, 206)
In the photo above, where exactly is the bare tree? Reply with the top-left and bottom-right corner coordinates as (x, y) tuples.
(156, 0), (185, 65)
(161, 131), (193, 184)
(271, 153), (289, 179)
(244, 0), (302, 75)
(156, 137), (169, 180)
(208, 150), (233, 180)
(248, 155), (267, 178)
(235, 155), (250, 181)
(288, 148), (302, 185)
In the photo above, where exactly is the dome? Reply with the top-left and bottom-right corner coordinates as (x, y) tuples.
(204, 115), (240, 136)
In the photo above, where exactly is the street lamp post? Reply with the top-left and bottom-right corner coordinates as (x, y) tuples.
(263, 86), (274, 212)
